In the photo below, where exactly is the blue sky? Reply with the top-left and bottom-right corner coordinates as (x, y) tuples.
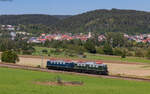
(0, 0), (149, 15)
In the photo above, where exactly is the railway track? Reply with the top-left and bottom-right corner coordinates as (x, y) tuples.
(0, 63), (150, 82)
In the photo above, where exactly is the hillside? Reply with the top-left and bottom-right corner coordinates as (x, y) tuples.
(53, 15), (72, 20)
(1, 9), (150, 34)
(56, 9), (150, 34)
(0, 14), (60, 25)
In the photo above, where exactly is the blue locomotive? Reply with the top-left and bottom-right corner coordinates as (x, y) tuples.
(46, 59), (108, 75)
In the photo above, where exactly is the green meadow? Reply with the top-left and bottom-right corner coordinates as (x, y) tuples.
(0, 67), (150, 94)
(32, 46), (150, 64)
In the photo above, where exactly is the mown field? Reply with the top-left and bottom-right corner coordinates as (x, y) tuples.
(32, 46), (150, 64)
(0, 67), (150, 94)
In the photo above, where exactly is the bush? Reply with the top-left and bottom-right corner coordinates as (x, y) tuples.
(22, 46), (35, 55)
(146, 49), (150, 59)
(84, 40), (96, 54)
(42, 49), (48, 54)
(103, 43), (113, 55)
(121, 53), (126, 58)
(121, 50), (127, 58)
(96, 47), (104, 54)
(48, 53), (51, 57)
(135, 49), (145, 57)
(68, 53), (76, 57)
(83, 54), (87, 58)
(22, 50), (33, 55)
(1, 50), (19, 63)
(126, 51), (134, 56)
(50, 49), (61, 55)
(113, 48), (122, 56)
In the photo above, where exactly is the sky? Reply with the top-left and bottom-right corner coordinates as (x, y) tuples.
(0, 0), (150, 15)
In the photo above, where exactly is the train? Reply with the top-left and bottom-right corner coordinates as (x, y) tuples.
(46, 59), (108, 75)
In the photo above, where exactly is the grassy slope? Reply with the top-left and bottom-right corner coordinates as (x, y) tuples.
(0, 67), (150, 94)
(33, 47), (150, 64)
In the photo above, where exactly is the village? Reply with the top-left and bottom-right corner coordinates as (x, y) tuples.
(1, 24), (150, 43)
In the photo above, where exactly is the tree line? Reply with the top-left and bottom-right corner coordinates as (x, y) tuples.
(2, 9), (150, 35)
(56, 9), (150, 34)
(40, 32), (150, 59)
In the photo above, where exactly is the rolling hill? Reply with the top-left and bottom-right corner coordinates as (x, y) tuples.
(1, 9), (150, 34)
(56, 9), (150, 34)
(0, 14), (60, 25)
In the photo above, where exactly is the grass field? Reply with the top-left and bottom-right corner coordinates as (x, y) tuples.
(0, 67), (150, 94)
(86, 53), (150, 63)
(32, 46), (54, 56)
(32, 46), (150, 64)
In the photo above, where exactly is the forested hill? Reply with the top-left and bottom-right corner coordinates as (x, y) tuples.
(0, 14), (60, 25)
(53, 15), (72, 20)
(1, 9), (150, 34)
(56, 9), (150, 34)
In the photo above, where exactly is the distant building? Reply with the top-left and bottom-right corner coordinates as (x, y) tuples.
(98, 35), (105, 42)
(0, 25), (15, 31)
(28, 37), (41, 43)
(88, 32), (92, 38)
(16, 32), (30, 35)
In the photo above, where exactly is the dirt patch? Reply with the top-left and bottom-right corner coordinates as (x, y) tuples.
(106, 63), (150, 77)
(34, 81), (84, 86)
